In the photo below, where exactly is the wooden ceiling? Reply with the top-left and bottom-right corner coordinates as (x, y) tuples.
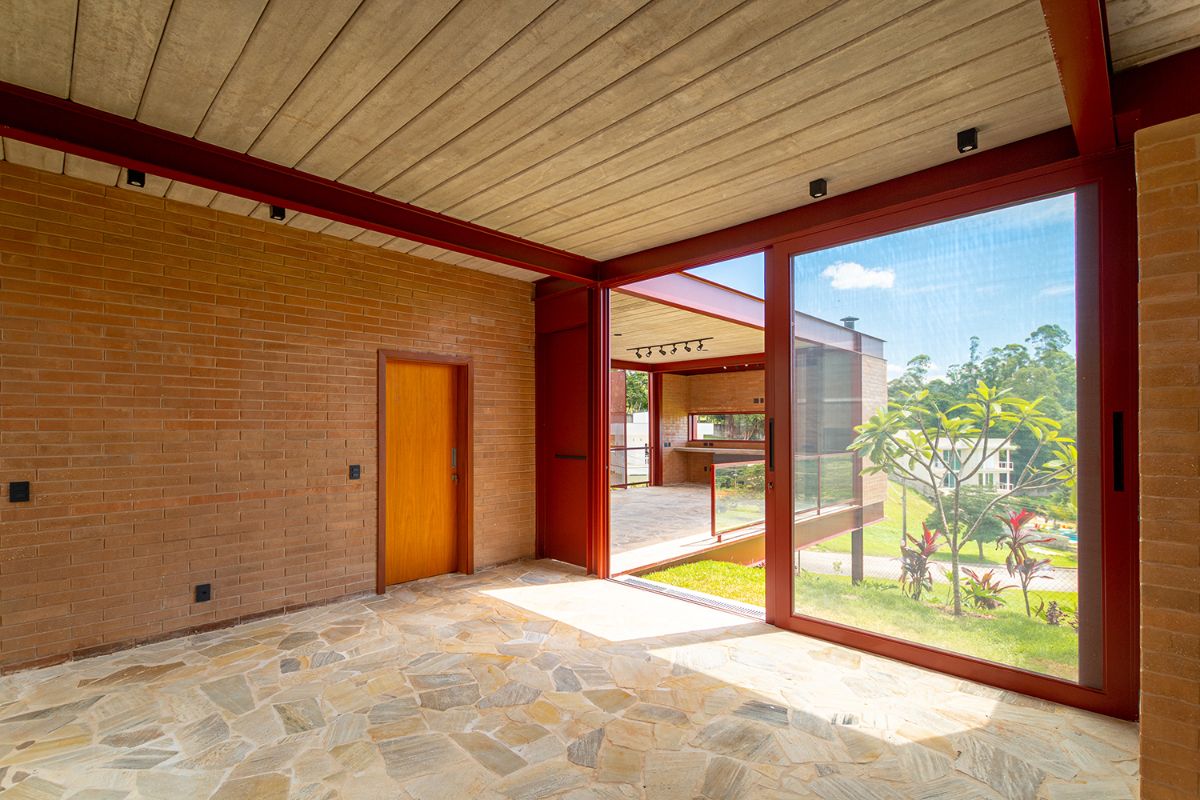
(0, 1), (1187, 281)
(1107, 0), (1200, 70)
(611, 291), (763, 364)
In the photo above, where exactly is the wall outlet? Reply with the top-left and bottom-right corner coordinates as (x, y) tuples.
(9, 481), (30, 502)
(349, 464), (361, 480)
(195, 584), (211, 603)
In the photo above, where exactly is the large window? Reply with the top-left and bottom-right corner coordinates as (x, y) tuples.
(690, 412), (765, 441)
(788, 193), (1092, 685)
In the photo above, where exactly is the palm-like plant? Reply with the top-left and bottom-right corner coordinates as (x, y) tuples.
(996, 508), (1055, 616)
(962, 568), (1012, 611)
(899, 523), (941, 601)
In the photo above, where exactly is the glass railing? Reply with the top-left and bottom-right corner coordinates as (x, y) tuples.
(794, 453), (857, 516)
(712, 460), (768, 535)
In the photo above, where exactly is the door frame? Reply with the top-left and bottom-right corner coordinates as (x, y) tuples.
(376, 349), (474, 593)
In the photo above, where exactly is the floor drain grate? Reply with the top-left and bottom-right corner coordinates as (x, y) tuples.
(613, 575), (766, 620)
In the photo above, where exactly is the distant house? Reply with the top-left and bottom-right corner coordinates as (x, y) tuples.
(928, 437), (1017, 491)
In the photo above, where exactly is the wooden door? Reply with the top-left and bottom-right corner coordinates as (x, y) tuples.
(385, 361), (458, 585)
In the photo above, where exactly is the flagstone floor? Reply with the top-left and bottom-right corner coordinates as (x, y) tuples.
(0, 560), (1137, 800)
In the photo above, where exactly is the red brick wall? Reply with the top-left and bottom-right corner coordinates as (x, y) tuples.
(659, 369), (764, 485)
(660, 374), (689, 484)
(1136, 113), (1200, 800)
(0, 162), (535, 670)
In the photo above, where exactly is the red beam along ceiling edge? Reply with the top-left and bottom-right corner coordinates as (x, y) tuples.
(0, 81), (597, 283)
(1039, 0), (1117, 156)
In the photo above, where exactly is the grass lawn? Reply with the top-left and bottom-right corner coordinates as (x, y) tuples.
(641, 559), (1079, 680)
(810, 481), (1079, 570)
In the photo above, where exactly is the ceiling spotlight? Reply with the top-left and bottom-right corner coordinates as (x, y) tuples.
(809, 178), (827, 199)
(126, 169), (146, 188)
(635, 349), (643, 359)
(957, 127), (978, 154)
(671, 344), (678, 354)
(697, 340), (705, 351)
(659, 347), (667, 356)
(684, 343), (692, 352)
(269, 205), (286, 221)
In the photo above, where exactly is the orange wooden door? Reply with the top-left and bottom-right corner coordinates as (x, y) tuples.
(385, 361), (458, 585)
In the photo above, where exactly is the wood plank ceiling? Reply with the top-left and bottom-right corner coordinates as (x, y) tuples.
(1106, 0), (1200, 70)
(610, 291), (763, 364)
(1, 0), (1169, 281)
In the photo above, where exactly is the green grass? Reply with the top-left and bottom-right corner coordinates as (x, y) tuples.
(810, 481), (1079, 570)
(642, 560), (1079, 680)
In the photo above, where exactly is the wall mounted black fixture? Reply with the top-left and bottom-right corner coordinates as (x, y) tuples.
(809, 177), (828, 198)
(349, 464), (361, 480)
(195, 583), (212, 603)
(9, 481), (30, 502)
(957, 127), (979, 153)
(269, 205), (286, 221)
(126, 169), (146, 187)
(629, 337), (712, 359)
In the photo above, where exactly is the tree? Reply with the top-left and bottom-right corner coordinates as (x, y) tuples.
(625, 371), (649, 414)
(850, 381), (1077, 616)
(925, 486), (1006, 560)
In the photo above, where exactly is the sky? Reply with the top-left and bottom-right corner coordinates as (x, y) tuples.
(687, 193), (1078, 380)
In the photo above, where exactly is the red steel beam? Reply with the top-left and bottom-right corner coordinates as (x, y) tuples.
(0, 81), (597, 283)
(597, 127), (1078, 284)
(1112, 46), (1200, 144)
(1039, 0), (1116, 155)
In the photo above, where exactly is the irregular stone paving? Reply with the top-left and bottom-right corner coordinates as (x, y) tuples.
(0, 560), (1138, 799)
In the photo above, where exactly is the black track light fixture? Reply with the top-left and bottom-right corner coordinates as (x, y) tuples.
(809, 178), (827, 199)
(126, 169), (146, 188)
(269, 205), (286, 221)
(957, 127), (978, 154)
(626, 337), (711, 359)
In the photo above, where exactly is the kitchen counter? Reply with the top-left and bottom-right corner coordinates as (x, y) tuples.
(670, 446), (764, 457)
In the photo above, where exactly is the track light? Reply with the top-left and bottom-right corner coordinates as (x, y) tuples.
(626, 337), (711, 359)
(659, 347), (667, 356)
(697, 341), (705, 351)
(671, 345), (678, 354)
(957, 128), (978, 154)
(635, 349), (643, 359)
(684, 343), (692, 352)
(126, 170), (146, 188)
(809, 178), (827, 199)
(269, 205), (286, 221)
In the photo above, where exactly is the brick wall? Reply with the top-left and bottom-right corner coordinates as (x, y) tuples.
(659, 369), (764, 485)
(1136, 112), (1200, 800)
(0, 162), (535, 670)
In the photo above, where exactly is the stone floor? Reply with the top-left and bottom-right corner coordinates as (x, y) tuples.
(0, 560), (1138, 800)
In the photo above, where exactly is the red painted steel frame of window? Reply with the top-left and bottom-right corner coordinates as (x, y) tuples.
(588, 288), (611, 578)
(763, 151), (1139, 720)
(0, 81), (596, 283)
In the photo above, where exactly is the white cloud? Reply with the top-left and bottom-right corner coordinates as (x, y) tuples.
(1037, 282), (1074, 298)
(821, 261), (895, 290)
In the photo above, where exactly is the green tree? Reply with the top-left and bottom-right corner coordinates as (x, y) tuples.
(625, 371), (649, 414)
(925, 485), (1006, 561)
(850, 382), (1077, 616)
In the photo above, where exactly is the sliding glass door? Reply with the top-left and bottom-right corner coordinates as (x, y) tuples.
(767, 187), (1119, 705)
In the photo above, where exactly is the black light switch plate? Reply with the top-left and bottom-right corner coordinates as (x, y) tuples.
(195, 583), (211, 603)
(9, 481), (30, 502)
(349, 464), (361, 480)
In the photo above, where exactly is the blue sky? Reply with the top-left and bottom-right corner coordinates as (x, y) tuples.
(688, 193), (1077, 380)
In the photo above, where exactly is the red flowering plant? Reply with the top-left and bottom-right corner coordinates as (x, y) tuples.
(899, 523), (941, 602)
(996, 508), (1055, 616)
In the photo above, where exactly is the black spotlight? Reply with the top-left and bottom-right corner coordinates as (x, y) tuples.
(957, 128), (978, 154)
(269, 205), (286, 221)
(697, 340), (705, 351)
(635, 349), (643, 359)
(126, 169), (146, 188)
(809, 178), (827, 199)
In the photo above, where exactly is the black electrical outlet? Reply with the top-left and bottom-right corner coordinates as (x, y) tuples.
(195, 583), (212, 603)
(349, 464), (361, 480)
(9, 481), (30, 503)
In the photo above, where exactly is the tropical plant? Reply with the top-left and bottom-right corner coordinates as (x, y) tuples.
(899, 523), (941, 601)
(851, 381), (1077, 615)
(1033, 597), (1079, 631)
(996, 509), (1055, 616)
(962, 568), (1012, 611)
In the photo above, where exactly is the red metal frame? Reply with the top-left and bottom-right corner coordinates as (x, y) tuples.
(1038, 0), (1116, 155)
(0, 81), (596, 283)
(650, 373), (664, 486)
(376, 350), (474, 594)
(764, 152), (1138, 720)
(1112, 47), (1200, 144)
(588, 288), (611, 577)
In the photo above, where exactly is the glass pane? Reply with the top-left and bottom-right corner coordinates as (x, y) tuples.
(714, 460), (767, 533)
(790, 194), (1083, 683)
(693, 413), (766, 440)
